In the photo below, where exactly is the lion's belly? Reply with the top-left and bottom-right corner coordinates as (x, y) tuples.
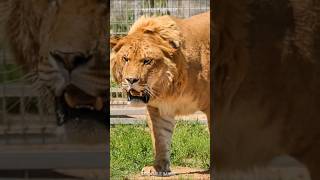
(151, 95), (199, 117)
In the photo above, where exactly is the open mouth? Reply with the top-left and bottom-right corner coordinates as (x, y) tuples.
(127, 89), (150, 104)
(55, 85), (106, 126)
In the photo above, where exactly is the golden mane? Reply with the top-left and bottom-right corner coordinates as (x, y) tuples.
(113, 15), (183, 56)
(128, 15), (182, 48)
(1, 0), (42, 70)
(111, 15), (187, 92)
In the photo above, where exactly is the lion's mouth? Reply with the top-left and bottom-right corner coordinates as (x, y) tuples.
(127, 89), (150, 104)
(55, 85), (106, 126)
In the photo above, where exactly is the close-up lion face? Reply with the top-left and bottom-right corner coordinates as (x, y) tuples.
(111, 31), (180, 106)
(6, 0), (108, 124)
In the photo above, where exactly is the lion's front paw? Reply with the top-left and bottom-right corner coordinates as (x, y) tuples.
(141, 166), (175, 177)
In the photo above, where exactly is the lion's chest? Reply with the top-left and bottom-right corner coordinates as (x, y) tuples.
(152, 95), (199, 117)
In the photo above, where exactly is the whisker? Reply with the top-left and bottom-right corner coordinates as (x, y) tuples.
(145, 86), (158, 98)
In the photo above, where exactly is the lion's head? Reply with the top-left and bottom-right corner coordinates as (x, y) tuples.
(111, 16), (186, 106)
(4, 0), (108, 124)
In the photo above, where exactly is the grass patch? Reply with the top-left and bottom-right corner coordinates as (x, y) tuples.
(110, 121), (209, 179)
(110, 80), (119, 88)
(110, 74), (119, 88)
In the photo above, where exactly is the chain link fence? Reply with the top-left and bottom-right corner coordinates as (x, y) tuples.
(0, 47), (58, 145)
(110, 0), (210, 36)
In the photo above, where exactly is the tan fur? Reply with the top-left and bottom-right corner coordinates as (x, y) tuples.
(214, 0), (320, 179)
(111, 12), (210, 174)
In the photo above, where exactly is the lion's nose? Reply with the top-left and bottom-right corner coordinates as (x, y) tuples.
(50, 50), (92, 72)
(126, 78), (140, 85)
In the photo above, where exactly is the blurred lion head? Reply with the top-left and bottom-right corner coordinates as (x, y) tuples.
(3, 0), (108, 124)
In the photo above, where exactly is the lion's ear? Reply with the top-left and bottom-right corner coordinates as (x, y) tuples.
(149, 16), (181, 49)
(169, 40), (180, 49)
(158, 16), (182, 50)
(143, 27), (180, 49)
(110, 36), (126, 53)
(110, 35), (121, 49)
(143, 26), (156, 34)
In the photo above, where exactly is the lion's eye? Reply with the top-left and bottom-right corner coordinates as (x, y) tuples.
(143, 58), (152, 65)
(122, 56), (129, 63)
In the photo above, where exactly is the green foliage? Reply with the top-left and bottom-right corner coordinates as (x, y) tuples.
(171, 122), (210, 169)
(110, 121), (209, 179)
(110, 79), (119, 88)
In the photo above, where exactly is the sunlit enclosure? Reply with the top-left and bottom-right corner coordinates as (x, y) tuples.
(110, 0), (210, 179)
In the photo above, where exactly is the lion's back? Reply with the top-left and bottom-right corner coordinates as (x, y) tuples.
(174, 12), (210, 81)
(174, 12), (210, 47)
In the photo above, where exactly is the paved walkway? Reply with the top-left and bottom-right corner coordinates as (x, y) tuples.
(110, 104), (208, 124)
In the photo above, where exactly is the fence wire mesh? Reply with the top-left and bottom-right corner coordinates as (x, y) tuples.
(0, 47), (57, 145)
(110, 0), (210, 36)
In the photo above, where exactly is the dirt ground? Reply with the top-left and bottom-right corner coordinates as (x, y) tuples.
(128, 166), (210, 180)
(126, 156), (312, 180)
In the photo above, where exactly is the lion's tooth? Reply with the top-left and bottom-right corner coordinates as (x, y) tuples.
(64, 93), (76, 108)
(95, 97), (103, 111)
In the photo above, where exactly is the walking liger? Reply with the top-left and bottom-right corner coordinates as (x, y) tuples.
(111, 12), (210, 176)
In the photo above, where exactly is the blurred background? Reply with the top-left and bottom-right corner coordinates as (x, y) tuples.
(0, 1), (107, 179)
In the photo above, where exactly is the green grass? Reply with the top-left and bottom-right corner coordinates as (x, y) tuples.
(110, 74), (119, 88)
(110, 79), (119, 88)
(110, 121), (210, 179)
